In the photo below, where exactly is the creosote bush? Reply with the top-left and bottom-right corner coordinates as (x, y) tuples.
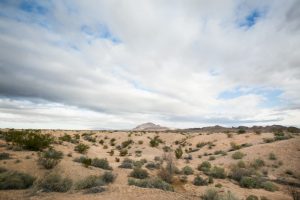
(91, 158), (112, 170)
(38, 148), (63, 169)
(0, 170), (35, 189)
(0, 152), (10, 160)
(3, 129), (53, 151)
(119, 158), (134, 169)
(175, 146), (183, 159)
(36, 173), (72, 192)
(128, 177), (173, 191)
(193, 175), (208, 186)
(182, 166), (194, 175)
(209, 166), (226, 179)
(76, 172), (115, 190)
(129, 168), (149, 179)
(74, 143), (89, 154)
(232, 151), (245, 160)
(198, 161), (212, 173)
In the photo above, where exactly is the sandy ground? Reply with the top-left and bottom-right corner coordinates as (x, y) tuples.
(0, 130), (299, 200)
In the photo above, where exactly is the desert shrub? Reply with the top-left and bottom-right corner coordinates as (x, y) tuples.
(129, 168), (149, 179)
(208, 176), (214, 184)
(75, 175), (105, 190)
(119, 158), (134, 169)
(73, 156), (92, 167)
(84, 186), (106, 194)
(99, 139), (104, 145)
(269, 152), (277, 160)
(128, 177), (173, 191)
(229, 167), (254, 182)
(209, 156), (216, 161)
(149, 136), (163, 147)
(58, 134), (72, 142)
(175, 146), (183, 159)
(202, 188), (219, 200)
(196, 142), (207, 148)
(238, 129), (246, 134)
(37, 173), (72, 192)
(246, 195), (258, 200)
(222, 191), (239, 200)
(122, 139), (133, 148)
(4, 130), (53, 151)
(0, 152), (10, 160)
(240, 177), (261, 188)
(182, 166), (194, 175)
(237, 160), (246, 168)
(263, 138), (275, 143)
(119, 148), (128, 156)
(101, 171), (115, 184)
(193, 175), (208, 186)
(230, 142), (241, 151)
(38, 149), (63, 169)
(232, 151), (245, 160)
(210, 166), (226, 179)
(285, 169), (294, 176)
(179, 175), (188, 183)
(158, 154), (176, 183)
(91, 158), (112, 170)
(261, 181), (278, 192)
(0, 170), (35, 189)
(74, 143), (89, 154)
(251, 159), (265, 169)
(215, 183), (222, 188)
(255, 130), (261, 135)
(214, 150), (226, 156)
(198, 161), (212, 172)
(145, 162), (160, 170)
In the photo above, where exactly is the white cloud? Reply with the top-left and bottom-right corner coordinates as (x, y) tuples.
(0, 0), (299, 129)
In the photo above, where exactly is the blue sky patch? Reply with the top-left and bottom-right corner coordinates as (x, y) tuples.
(239, 9), (266, 28)
(19, 1), (48, 15)
(81, 24), (121, 44)
(218, 87), (283, 108)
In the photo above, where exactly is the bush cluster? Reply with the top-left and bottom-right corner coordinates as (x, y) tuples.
(128, 177), (173, 191)
(38, 149), (63, 169)
(0, 170), (35, 189)
(36, 173), (72, 192)
(74, 143), (89, 154)
(3, 129), (53, 151)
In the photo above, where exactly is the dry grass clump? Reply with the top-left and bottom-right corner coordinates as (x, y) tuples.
(0, 169), (35, 189)
(128, 177), (173, 191)
(36, 173), (72, 192)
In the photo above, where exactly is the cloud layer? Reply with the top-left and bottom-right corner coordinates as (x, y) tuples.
(0, 0), (299, 129)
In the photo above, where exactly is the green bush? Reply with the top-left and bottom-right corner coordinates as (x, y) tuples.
(128, 177), (173, 191)
(101, 171), (116, 184)
(198, 161), (211, 172)
(149, 136), (163, 147)
(182, 166), (194, 175)
(251, 159), (265, 169)
(121, 139), (133, 148)
(229, 167), (254, 182)
(240, 177), (260, 188)
(129, 168), (149, 179)
(74, 143), (89, 154)
(75, 175), (105, 189)
(4, 130), (53, 151)
(238, 129), (246, 134)
(37, 174), (72, 192)
(0, 170), (35, 189)
(261, 181), (278, 192)
(0, 152), (10, 160)
(91, 158), (112, 170)
(210, 166), (226, 179)
(145, 162), (160, 170)
(193, 175), (208, 186)
(230, 142), (241, 150)
(232, 151), (245, 159)
(58, 134), (72, 142)
(209, 156), (216, 161)
(175, 146), (183, 159)
(38, 149), (63, 169)
(84, 186), (106, 194)
(119, 158), (134, 169)
(202, 188), (219, 200)
(246, 195), (258, 200)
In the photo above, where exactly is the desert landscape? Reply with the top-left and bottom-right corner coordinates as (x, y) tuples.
(0, 123), (299, 200)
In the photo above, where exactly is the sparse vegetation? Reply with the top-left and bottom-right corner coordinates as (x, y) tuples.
(0, 170), (35, 189)
(3, 129), (53, 151)
(182, 166), (194, 175)
(91, 158), (112, 170)
(175, 146), (183, 159)
(74, 143), (89, 154)
(128, 177), (173, 191)
(36, 173), (72, 192)
(0, 152), (10, 160)
(129, 168), (149, 179)
(193, 175), (208, 186)
(38, 148), (63, 169)
(232, 151), (245, 160)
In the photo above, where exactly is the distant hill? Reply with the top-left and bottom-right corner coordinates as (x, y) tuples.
(133, 122), (169, 131)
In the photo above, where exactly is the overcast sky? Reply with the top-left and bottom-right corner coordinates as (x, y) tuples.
(0, 0), (300, 129)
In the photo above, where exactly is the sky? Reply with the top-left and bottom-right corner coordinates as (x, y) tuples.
(0, 0), (300, 130)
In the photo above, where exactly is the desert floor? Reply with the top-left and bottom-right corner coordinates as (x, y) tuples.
(0, 129), (299, 200)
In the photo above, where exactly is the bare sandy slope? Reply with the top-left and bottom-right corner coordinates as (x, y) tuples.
(0, 130), (299, 200)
